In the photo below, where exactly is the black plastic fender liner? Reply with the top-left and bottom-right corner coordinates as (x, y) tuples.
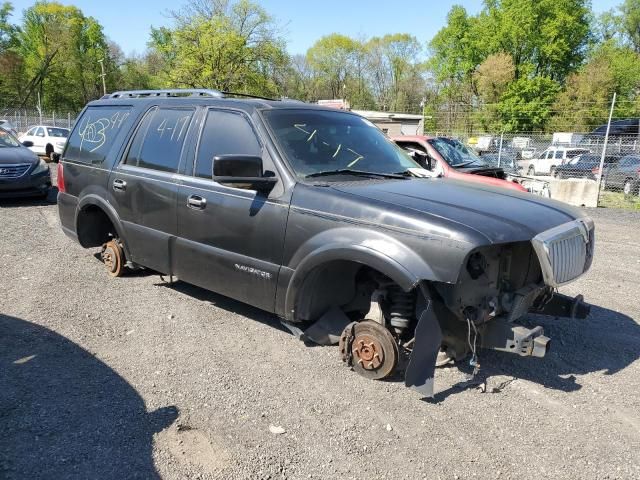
(404, 300), (443, 398)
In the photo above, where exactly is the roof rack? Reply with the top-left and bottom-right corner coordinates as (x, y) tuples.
(221, 91), (276, 101)
(103, 89), (224, 99)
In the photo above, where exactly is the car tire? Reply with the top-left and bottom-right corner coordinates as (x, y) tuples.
(551, 167), (557, 178)
(527, 166), (535, 176)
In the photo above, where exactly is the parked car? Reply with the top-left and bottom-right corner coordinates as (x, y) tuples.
(19, 125), (70, 159)
(480, 151), (521, 176)
(0, 128), (51, 198)
(518, 147), (591, 176)
(601, 154), (640, 196)
(0, 119), (18, 136)
(391, 135), (527, 192)
(554, 154), (621, 180)
(57, 89), (594, 397)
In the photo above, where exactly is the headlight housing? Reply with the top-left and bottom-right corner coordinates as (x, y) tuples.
(31, 159), (49, 175)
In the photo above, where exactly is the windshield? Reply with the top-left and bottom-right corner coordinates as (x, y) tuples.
(47, 127), (69, 138)
(428, 137), (488, 167)
(0, 128), (21, 147)
(262, 109), (419, 178)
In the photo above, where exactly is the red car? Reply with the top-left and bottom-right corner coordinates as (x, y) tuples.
(392, 135), (527, 192)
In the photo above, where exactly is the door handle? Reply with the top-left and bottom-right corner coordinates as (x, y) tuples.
(187, 195), (207, 210)
(112, 179), (127, 191)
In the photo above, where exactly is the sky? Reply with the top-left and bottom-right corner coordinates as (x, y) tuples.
(8, 0), (623, 56)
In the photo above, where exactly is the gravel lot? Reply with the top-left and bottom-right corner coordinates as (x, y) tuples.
(1, 170), (639, 479)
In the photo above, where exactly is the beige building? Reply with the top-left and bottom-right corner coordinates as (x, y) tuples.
(352, 110), (424, 136)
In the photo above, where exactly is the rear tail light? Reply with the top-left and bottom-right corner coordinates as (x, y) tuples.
(56, 162), (65, 193)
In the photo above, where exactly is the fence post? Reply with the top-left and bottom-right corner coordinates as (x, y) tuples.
(497, 131), (504, 167)
(596, 92), (617, 207)
(68, 112), (71, 129)
(53, 111), (56, 126)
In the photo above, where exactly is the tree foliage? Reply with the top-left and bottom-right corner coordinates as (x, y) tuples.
(149, 0), (288, 95)
(0, 0), (638, 134)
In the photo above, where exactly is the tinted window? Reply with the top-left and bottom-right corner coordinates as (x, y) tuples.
(0, 129), (20, 147)
(194, 110), (261, 179)
(554, 150), (563, 159)
(65, 106), (132, 164)
(125, 107), (194, 173)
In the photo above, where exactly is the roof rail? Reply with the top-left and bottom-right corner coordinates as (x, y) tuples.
(221, 91), (276, 101)
(103, 89), (224, 99)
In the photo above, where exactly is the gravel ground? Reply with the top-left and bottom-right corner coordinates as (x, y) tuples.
(1, 170), (639, 479)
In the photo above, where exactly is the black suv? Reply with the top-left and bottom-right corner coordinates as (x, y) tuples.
(58, 89), (595, 397)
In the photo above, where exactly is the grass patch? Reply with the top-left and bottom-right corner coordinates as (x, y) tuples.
(599, 191), (640, 210)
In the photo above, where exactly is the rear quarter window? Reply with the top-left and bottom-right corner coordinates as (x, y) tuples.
(65, 106), (132, 164)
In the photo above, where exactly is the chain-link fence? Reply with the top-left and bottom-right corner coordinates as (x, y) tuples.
(0, 108), (78, 135)
(427, 131), (640, 210)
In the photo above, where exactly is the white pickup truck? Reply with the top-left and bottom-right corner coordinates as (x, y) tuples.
(519, 147), (591, 176)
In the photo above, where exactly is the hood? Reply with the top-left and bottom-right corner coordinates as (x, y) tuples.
(0, 146), (39, 166)
(330, 177), (585, 244)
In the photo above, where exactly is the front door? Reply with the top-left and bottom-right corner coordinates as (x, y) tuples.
(108, 106), (196, 274)
(173, 108), (289, 312)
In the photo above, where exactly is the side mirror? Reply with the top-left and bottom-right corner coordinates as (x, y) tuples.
(213, 155), (277, 192)
(22, 140), (34, 148)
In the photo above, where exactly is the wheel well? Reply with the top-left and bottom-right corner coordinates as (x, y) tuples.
(294, 260), (393, 323)
(76, 205), (118, 248)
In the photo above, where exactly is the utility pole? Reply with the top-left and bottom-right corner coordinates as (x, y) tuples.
(98, 58), (107, 96)
(596, 92), (617, 205)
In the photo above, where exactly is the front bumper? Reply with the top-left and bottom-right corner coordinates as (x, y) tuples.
(0, 169), (51, 198)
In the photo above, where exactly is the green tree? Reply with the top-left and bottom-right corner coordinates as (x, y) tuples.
(366, 33), (422, 111)
(150, 0), (287, 95)
(552, 41), (640, 131)
(620, 0), (640, 53)
(306, 34), (359, 99)
(15, 1), (113, 109)
(497, 75), (561, 131)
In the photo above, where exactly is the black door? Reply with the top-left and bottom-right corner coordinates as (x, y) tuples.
(108, 106), (196, 274)
(173, 108), (289, 312)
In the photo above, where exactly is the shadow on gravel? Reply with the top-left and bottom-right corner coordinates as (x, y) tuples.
(0, 314), (178, 479)
(430, 304), (640, 402)
(0, 186), (58, 207)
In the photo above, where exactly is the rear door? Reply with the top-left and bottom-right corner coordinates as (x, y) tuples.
(32, 127), (47, 155)
(108, 106), (196, 274)
(173, 108), (289, 311)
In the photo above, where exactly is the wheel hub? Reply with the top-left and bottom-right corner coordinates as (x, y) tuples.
(352, 334), (384, 370)
(339, 320), (399, 380)
(102, 245), (116, 273)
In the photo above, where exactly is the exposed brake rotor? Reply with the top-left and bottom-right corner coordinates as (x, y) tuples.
(339, 320), (399, 380)
(101, 239), (125, 277)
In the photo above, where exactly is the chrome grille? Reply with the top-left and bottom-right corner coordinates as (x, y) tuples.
(0, 163), (31, 179)
(531, 218), (594, 287)
(548, 233), (587, 284)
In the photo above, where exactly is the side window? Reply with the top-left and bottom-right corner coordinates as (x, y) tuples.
(25, 127), (35, 136)
(65, 106), (132, 164)
(194, 110), (262, 179)
(555, 150), (564, 159)
(541, 150), (550, 159)
(35, 127), (45, 137)
(124, 107), (194, 173)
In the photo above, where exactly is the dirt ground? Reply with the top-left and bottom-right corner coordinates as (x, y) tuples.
(1, 174), (639, 479)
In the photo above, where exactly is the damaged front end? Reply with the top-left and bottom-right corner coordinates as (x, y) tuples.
(402, 217), (595, 397)
(301, 218), (596, 398)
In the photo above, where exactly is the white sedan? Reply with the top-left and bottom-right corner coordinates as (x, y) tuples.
(19, 125), (70, 159)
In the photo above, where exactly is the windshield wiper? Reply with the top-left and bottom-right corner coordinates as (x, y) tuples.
(306, 169), (407, 179)
(453, 160), (483, 168)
